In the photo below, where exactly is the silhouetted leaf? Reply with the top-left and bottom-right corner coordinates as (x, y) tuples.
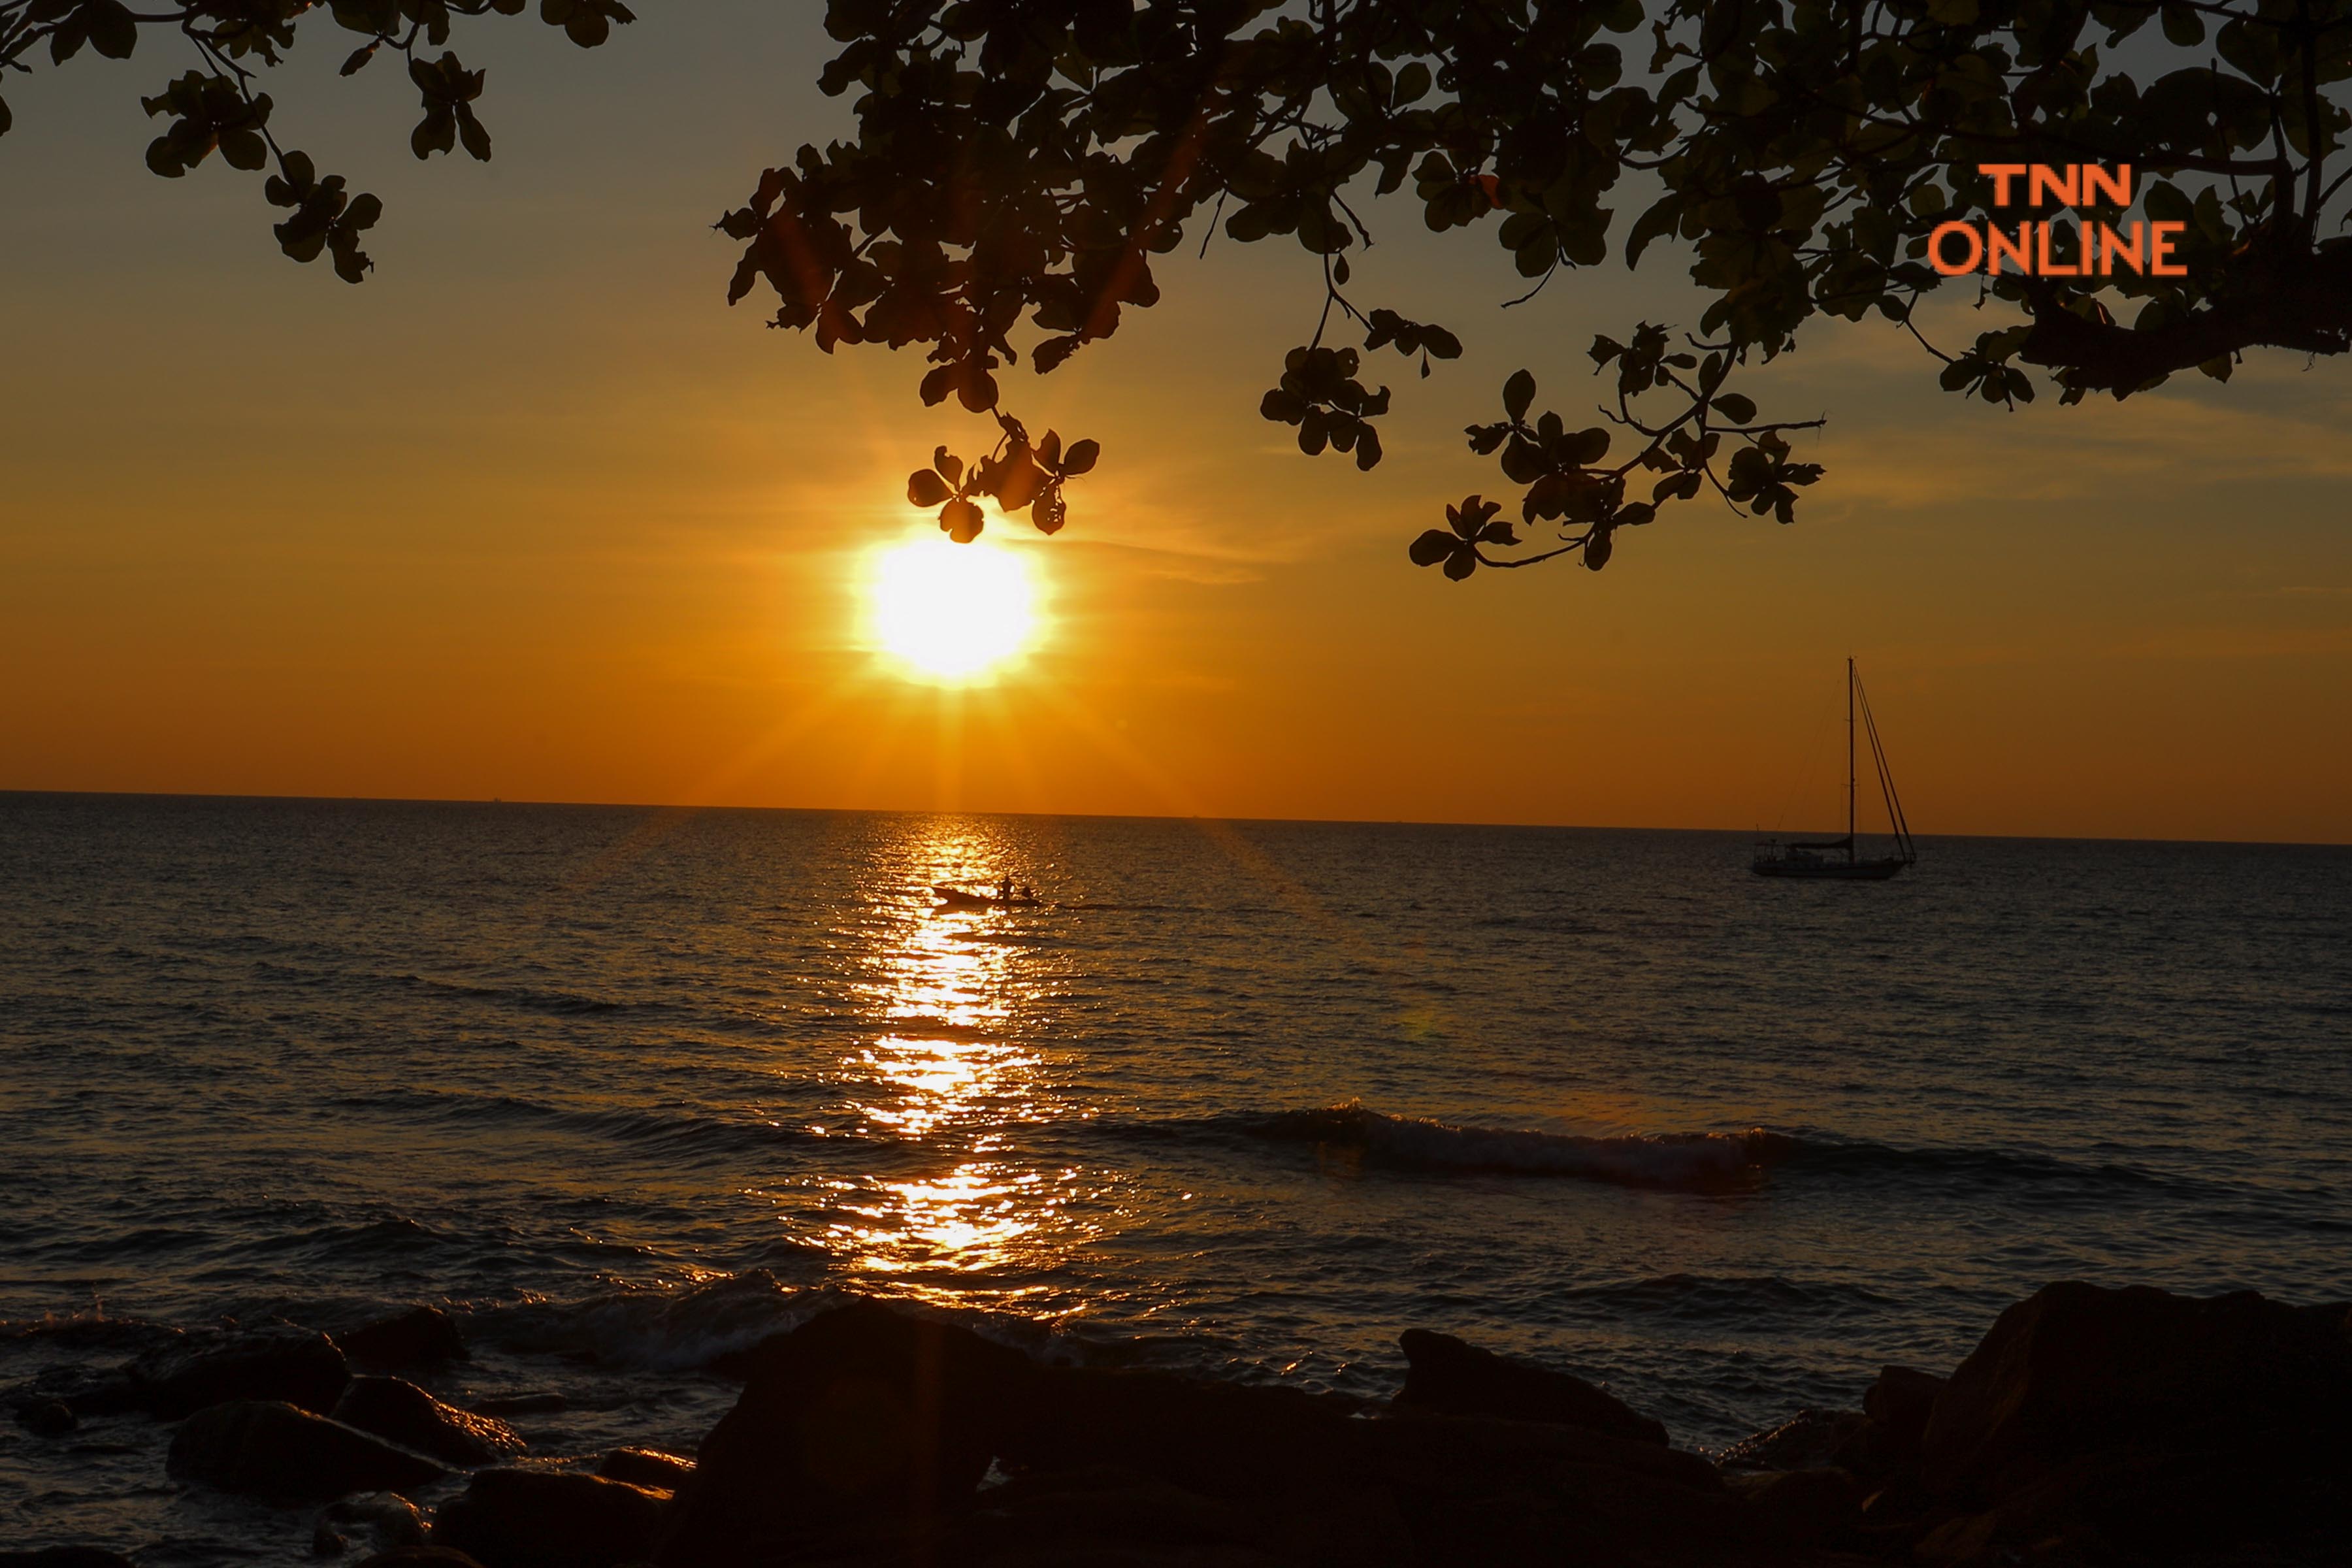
(1034, 486), (1066, 534)
(86, 1), (137, 60)
(908, 470), (952, 508)
(457, 105), (491, 161)
(1409, 529), (1456, 566)
(1260, 388), (1306, 423)
(1502, 370), (1536, 422)
(940, 498), (984, 543)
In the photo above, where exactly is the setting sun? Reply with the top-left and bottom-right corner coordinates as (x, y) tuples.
(868, 536), (1042, 681)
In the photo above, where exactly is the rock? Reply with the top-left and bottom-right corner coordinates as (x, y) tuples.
(1913, 1509), (2003, 1566)
(5, 1362), (144, 1421)
(130, 1324), (350, 1419)
(997, 1370), (1727, 1567)
(14, 1399), (76, 1437)
(354, 1552), (488, 1567)
(953, 1464), (1273, 1563)
(1863, 1364), (1946, 1462)
(1365, 1407), (1721, 1495)
(595, 1446), (693, 1493)
(167, 1399), (449, 1501)
(1727, 1465), (1865, 1546)
(340, 1307), (468, 1372)
(335, 1377), (525, 1469)
(433, 1467), (666, 1568)
(1358, 1411), (1734, 1567)
(0, 1552), (139, 1568)
(316, 1491), (429, 1558)
(469, 1393), (566, 1418)
(1716, 1407), (1869, 1472)
(1922, 1281), (2352, 1501)
(1392, 1328), (1669, 1446)
(656, 1300), (1036, 1565)
(1004, 1365), (1367, 1509)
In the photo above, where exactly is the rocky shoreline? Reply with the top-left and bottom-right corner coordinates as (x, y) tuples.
(6, 1281), (2347, 1567)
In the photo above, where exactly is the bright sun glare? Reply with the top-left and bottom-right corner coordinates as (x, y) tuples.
(870, 537), (1041, 681)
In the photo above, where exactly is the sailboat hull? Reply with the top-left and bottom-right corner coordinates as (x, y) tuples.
(1750, 856), (1908, 880)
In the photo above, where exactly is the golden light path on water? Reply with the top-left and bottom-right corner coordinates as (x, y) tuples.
(798, 821), (1107, 1315)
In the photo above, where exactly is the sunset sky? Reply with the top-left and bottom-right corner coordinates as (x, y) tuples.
(5, 4), (2349, 843)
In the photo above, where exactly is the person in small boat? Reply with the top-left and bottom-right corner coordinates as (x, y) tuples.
(998, 875), (1015, 904)
(1019, 883), (1035, 903)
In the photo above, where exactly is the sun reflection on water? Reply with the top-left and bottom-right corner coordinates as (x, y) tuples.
(796, 825), (1106, 1311)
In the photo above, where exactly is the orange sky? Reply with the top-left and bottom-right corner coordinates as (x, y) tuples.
(4, 6), (2348, 843)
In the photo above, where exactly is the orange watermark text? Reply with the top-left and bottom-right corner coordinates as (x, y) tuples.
(1928, 165), (2185, 278)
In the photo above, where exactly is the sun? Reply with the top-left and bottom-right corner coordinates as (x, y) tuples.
(868, 536), (1042, 682)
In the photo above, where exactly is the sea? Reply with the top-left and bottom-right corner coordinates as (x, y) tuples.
(3, 792), (2349, 1561)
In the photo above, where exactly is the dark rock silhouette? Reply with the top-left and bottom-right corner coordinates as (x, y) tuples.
(1863, 1365), (1946, 1463)
(355, 1552), (488, 1567)
(1002, 1364), (1367, 1509)
(336, 1377), (527, 1469)
(1725, 1465), (1866, 1547)
(0, 1552), (139, 1568)
(595, 1446), (694, 1493)
(1392, 1326), (1669, 1445)
(1906, 1281), (2352, 1561)
(433, 1467), (666, 1568)
(340, 1307), (469, 1372)
(313, 1490), (429, 1557)
(129, 1324), (349, 1419)
(166, 1399), (448, 1500)
(1923, 1281), (2352, 1494)
(5, 1362), (144, 1422)
(1350, 1408), (1732, 1566)
(18, 1280), (2351, 1566)
(656, 1300), (1035, 1564)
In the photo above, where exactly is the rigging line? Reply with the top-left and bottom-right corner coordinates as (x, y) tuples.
(1855, 677), (1915, 858)
(1865, 695), (1912, 849)
(1861, 691), (1904, 848)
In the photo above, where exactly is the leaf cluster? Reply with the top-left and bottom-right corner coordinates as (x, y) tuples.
(714, 0), (2352, 576)
(3, 0), (631, 283)
(907, 417), (1100, 542)
(29, 1), (2352, 580)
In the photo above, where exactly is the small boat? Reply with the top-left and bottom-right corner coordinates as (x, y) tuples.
(933, 883), (1043, 909)
(1752, 659), (1917, 880)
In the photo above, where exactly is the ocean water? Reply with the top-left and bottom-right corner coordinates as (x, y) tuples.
(3, 792), (2349, 1561)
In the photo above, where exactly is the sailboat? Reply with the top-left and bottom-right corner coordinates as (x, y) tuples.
(1751, 659), (1917, 880)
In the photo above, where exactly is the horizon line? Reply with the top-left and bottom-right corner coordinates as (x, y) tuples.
(4, 787), (2347, 852)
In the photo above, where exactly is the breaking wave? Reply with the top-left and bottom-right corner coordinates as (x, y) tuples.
(1103, 1102), (2171, 1199)
(1236, 1103), (1791, 1192)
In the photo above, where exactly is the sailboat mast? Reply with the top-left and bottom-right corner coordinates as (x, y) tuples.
(1846, 657), (1856, 862)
